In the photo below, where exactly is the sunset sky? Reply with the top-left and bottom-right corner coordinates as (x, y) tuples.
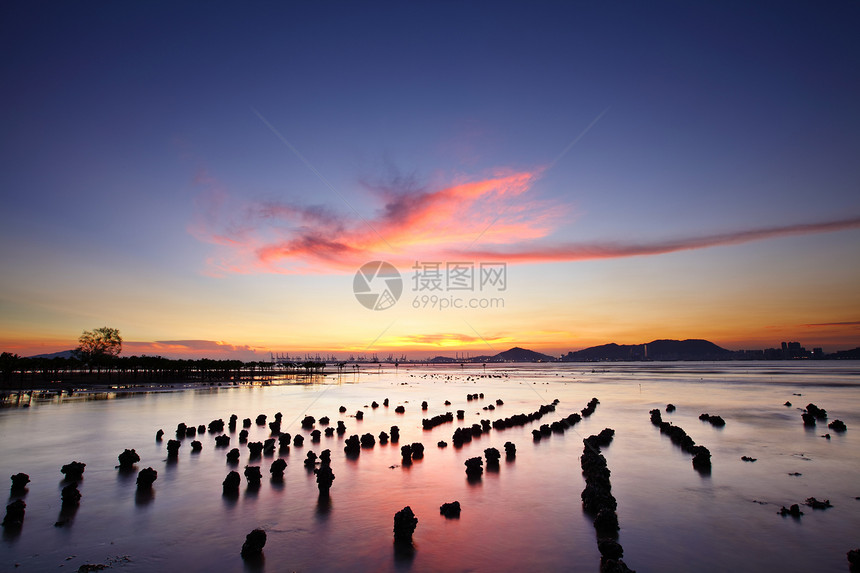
(2, 2), (859, 360)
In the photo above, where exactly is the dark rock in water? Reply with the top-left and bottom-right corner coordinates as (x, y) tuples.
(197, 424), (206, 435)
(301, 415), (315, 429)
(379, 431), (389, 444)
(226, 448), (240, 462)
(484, 447), (501, 466)
(371, 401), (379, 409)
(337, 421), (347, 435)
(61, 461), (87, 481)
(247, 442), (264, 458)
(2, 499), (25, 528)
(801, 413), (816, 427)
(344, 435), (361, 456)
(594, 508), (619, 536)
(456, 410), (465, 420)
(741, 456), (757, 462)
(269, 420), (281, 434)
(324, 427), (335, 437)
(848, 548), (860, 568)
(191, 440), (203, 452)
(828, 419), (847, 432)
(421, 401), (428, 410)
(822, 433), (831, 440)
(600, 558), (636, 573)
(229, 414), (238, 429)
(356, 410), (364, 420)
(779, 504), (803, 517)
(239, 429), (249, 443)
(215, 435), (230, 447)
(315, 465), (335, 495)
(118, 449), (140, 469)
(598, 538), (624, 559)
(223, 471), (241, 493)
(136, 467), (157, 490)
(699, 413), (725, 427)
(319, 449), (331, 466)
(208, 419), (225, 433)
(437, 440), (447, 448)
(263, 438), (276, 454)
(464, 457), (483, 479)
(243, 418), (252, 428)
(504, 442), (516, 459)
(444, 400), (451, 406)
(304, 451), (318, 467)
(278, 433), (292, 450)
(390, 426), (400, 443)
(360, 433), (376, 449)
(440, 501), (461, 518)
(395, 405), (406, 414)
(319, 416), (330, 425)
(666, 404), (676, 412)
(241, 528), (267, 559)
(156, 429), (164, 441)
(496, 399), (504, 406)
(269, 459), (287, 479)
(805, 497), (832, 509)
(310, 430), (321, 442)
(410, 443), (425, 459)
(176, 422), (187, 437)
(10, 473), (30, 492)
(784, 401), (792, 407)
(393, 506), (418, 543)
(61, 483), (81, 508)
(383, 398), (389, 407)
(339, 406), (347, 413)
(243, 466), (262, 488)
(691, 446), (711, 469)
(293, 434), (304, 447)
(805, 403), (827, 419)
(274, 412), (282, 422)
(185, 425), (196, 438)
(400, 444), (413, 462)
(532, 429), (542, 441)
(256, 414), (267, 426)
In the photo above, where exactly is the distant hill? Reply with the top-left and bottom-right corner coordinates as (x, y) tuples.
(562, 339), (733, 361)
(28, 349), (76, 359)
(494, 347), (556, 362)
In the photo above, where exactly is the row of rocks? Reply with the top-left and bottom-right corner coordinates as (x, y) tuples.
(580, 428), (634, 572)
(650, 409), (711, 471)
(698, 413), (725, 427)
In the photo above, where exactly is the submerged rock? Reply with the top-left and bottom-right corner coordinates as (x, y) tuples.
(2, 499), (26, 528)
(828, 419), (847, 432)
(10, 473), (30, 492)
(61, 483), (81, 508)
(61, 461), (86, 481)
(136, 467), (158, 490)
(779, 504), (803, 517)
(241, 529), (267, 559)
(223, 471), (241, 494)
(315, 465), (335, 495)
(440, 501), (461, 518)
(117, 449), (140, 469)
(270, 459), (287, 480)
(393, 506), (418, 544)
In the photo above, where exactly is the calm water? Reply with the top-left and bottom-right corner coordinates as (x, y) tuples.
(1, 362), (859, 572)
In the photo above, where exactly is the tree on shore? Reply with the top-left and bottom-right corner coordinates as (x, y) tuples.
(74, 327), (122, 369)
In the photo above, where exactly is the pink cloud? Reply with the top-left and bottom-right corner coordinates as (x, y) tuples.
(124, 340), (265, 360)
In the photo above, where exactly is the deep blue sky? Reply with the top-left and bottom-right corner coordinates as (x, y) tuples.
(2, 1), (859, 357)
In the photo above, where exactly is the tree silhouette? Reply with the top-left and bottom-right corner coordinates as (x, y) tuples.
(75, 327), (122, 368)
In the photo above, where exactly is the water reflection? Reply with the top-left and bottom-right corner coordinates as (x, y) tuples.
(135, 488), (155, 506)
(316, 495), (332, 520)
(392, 541), (415, 569)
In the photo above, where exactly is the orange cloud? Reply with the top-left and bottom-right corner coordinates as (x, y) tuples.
(190, 168), (558, 274)
(124, 340), (266, 360)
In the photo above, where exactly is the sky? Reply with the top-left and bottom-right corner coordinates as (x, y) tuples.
(1, 1), (859, 360)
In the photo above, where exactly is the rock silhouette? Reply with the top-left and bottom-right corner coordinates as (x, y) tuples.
(244, 466), (262, 488)
(256, 414), (267, 426)
(190, 440), (203, 452)
(2, 499), (25, 528)
(805, 403), (827, 419)
(504, 442), (516, 459)
(61, 461), (86, 481)
(440, 501), (461, 518)
(136, 467), (157, 490)
(304, 451), (318, 467)
(699, 413), (726, 427)
(215, 435), (230, 447)
(226, 448), (240, 463)
(247, 442), (263, 458)
(293, 435), (304, 447)
(465, 457), (483, 479)
(393, 506), (418, 544)
(270, 459), (287, 480)
(241, 529), (267, 560)
(61, 483), (81, 508)
(779, 504), (803, 517)
(828, 419), (847, 432)
(344, 435), (361, 456)
(223, 471), (241, 494)
(301, 415), (315, 429)
(484, 447), (501, 468)
(10, 473), (30, 492)
(117, 449), (140, 469)
(360, 433), (376, 449)
(315, 465), (335, 495)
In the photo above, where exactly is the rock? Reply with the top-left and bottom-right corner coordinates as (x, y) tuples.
(61, 461), (86, 481)
(156, 429), (164, 441)
(828, 419), (847, 432)
(61, 483), (81, 507)
(484, 447), (501, 466)
(437, 440), (447, 448)
(805, 497), (832, 509)
(239, 429), (249, 442)
(344, 435), (361, 455)
(666, 404), (676, 412)
(247, 442), (264, 458)
(240, 529), (267, 559)
(778, 504), (803, 517)
(191, 440), (202, 452)
(279, 434), (291, 451)
(293, 434), (304, 447)
(2, 499), (26, 528)
(379, 431), (389, 444)
(805, 403), (827, 419)
(223, 471), (241, 494)
(319, 416), (330, 425)
(197, 424), (206, 435)
(226, 448), (240, 462)
(301, 415), (315, 429)
(208, 419), (225, 433)
(395, 405), (406, 414)
(801, 413), (816, 426)
(784, 401), (792, 407)
(339, 406), (347, 413)
(456, 410), (465, 420)
(118, 449), (140, 469)
(10, 473), (30, 492)
(255, 414), (267, 426)
(741, 456), (757, 462)
(411, 443), (425, 459)
(400, 444), (413, 462)
(440, 501), (461, 518)
(465, 457), (483, 479)
(243, 418), (251, 428)
(360, 433), (376, 448)
(136, 467), (157, 490)
(371, 401), (379, 408)
(304, 451), (318, 467)
(594, 508), (619, 536)
(504, 442), (516, 459)
(215, 435), (231, 447)
(598, 538), (624, 559)
(319, 449), (331, 465)
(383, 398), (389, 407)
(244, 466), (262, 488)
(336, 421), (347, 435)
(390, 426), (400, 443)
(393, 506), (418, 543)
(263, 438), (276, 453)
(356, 410), (364, 420)
(314, 465), (335, 495)
(324, 427), (335, 437)
(421, 401), (428, 410)
(269, 459), (287, 480)
(848, 548), (860, 568)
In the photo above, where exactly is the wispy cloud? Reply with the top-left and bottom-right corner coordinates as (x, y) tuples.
(801, 321), (860, 328)
(124, 340), (265, 359)
(191, 166), (860, 274)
